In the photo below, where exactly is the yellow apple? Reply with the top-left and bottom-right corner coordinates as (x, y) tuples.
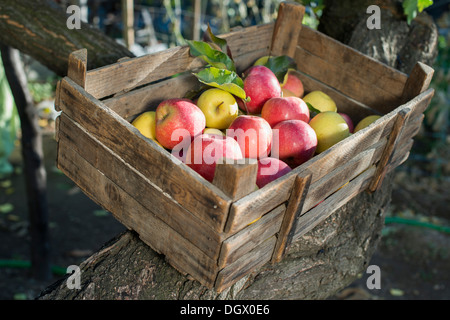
(303, 90), (337, 112)
(354, 115), (381, 133)
(197, 88), (239, 130)
(132, 111), (163, 147)
(253, 55), (270, 66)
(203, 128), (225, 136)
(309, 111), (350, 153)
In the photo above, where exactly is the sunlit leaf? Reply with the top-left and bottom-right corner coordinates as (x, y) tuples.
(186, 40), (236, 72)
(204, 24), (233, 60)
(193, 67), (248, 100)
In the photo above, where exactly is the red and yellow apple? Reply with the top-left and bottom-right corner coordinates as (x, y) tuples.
(196, 88), (239, 129)
(261, 96), (310, 127)
(338, 112), (354, 133)
(271, 119), (317, 168)
(185, 134), (243, 182)
(227, 115), (272, 159)
(242, 65), (281, 114)
(281, 70), (304, 98)
(155, 98), (205, 150)
(256, 157), (292, 188)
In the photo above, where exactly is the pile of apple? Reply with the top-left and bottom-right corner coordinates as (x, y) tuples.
(132, 57), (381, 190)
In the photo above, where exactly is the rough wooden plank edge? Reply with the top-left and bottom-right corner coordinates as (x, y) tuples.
(290, 166), (376, 243)
(271, 170), (312, 263)
(214, 236), (277, 293)
(213, 158), (258, 201)
(369, 108), (411, 192)
(270, 2), (305, 57)
(218, 204), (286, 269)
(401, 61), (435, 104)
(67, 48), (87, 89)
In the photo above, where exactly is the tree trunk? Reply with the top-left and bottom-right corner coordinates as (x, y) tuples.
(38, 173), (394, 300)
(0, 0), (134, 77)
(1, 45), (51, 281)
(319, 0), (438, 74)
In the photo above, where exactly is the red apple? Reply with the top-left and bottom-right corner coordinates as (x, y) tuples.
(281, 71), (304, 98)
(227, 115), (272, 159)
(271, 120), (317, 168)
(243, 65), (281, 114)
(155, 98), (206, 150)
(339, 112), (354, 133)
(261, 96), (310, 127)
(256, 157), (292, 188)
(185, 134), (243, 182)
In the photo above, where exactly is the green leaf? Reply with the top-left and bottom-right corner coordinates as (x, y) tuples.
(417, 0), (433, 12)
(186, 40), (236, 72)
(193, 67), (247, 100)
(403, 0), (418, 24)
(204, 24), (233, 60)
(263, 55), (297, 82)
(306, 102), (321, 115)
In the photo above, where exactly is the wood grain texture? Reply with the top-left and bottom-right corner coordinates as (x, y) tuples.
(296, 26), (408, 114)
(219, 204), (285, 269)
(401, 61), (435, 104)
(272, 170), (312, 263)
(56, 140), (219, 288)
(57, 113), (225, 260)
(84, 23), (274, 100)
(213, 158), (258, 201)
(369, 108), (410, 192)
(67, 48), (87, 88)
(271, 2), (305, 57)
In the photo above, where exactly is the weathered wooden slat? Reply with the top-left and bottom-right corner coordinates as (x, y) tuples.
(296, 26), (408, 113)
(215, 236), (277, 292)
(213, 158), (258, 201)
(219, 204), (285, 269)
(58, 77), (232, 232)
(56, 140), (218, 288)
(272, 170), (312, 263)
(301, 139), (386, 214)
(369, 108), (411, 192)
(290, 166), (376, 244)
(270, 2), (305, 57)
(84, 23), (274, 100)
(67, 48), (87, 89)
(57, 113), (225, 260)
(401, 61), (435, 104)
(297, 70), (381, 123)
(102, 72), (201, 120)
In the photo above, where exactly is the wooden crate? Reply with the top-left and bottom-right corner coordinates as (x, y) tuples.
(54, 2), (434, 292)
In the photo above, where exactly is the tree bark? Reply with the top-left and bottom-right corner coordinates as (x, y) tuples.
(319, 0), (438, 74)
(1, 45), (51, 281)
(0, 0), (134, 77)
(38, 173), (394, 300)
